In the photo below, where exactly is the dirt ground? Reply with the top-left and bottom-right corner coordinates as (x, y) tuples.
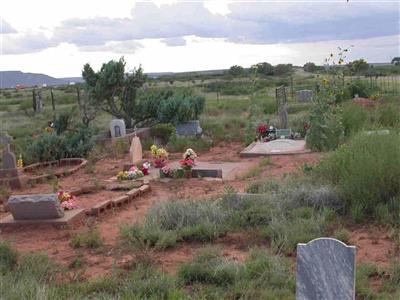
(0, 143), (396, 280)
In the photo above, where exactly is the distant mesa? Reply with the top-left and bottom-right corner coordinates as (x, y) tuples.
(0, 71), (84, 89)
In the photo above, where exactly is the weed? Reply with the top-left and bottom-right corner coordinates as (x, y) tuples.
(0, 241), (18, 274)
(70, 227), (103, 249)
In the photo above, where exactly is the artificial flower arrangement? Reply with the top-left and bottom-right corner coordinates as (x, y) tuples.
(17, 154), (24, 168)
(57, 191), (78, 210)
(160, 165), (184, 179)
(257, 123), (268, 140)
(117, 165), (144, 181)
(141, 161), (151, 176)
(150, 145), (168, 168)
(180, 148), (197, 176)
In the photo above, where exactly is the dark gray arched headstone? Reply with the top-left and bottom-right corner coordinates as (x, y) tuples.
(296, 238), (356, 300)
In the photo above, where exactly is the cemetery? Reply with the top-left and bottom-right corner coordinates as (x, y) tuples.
(0, 56), (399, 299)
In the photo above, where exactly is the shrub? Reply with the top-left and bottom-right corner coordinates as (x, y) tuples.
(332, 228), (351, 244)
(315, 133), (400, 222)
(71, 227), (103, 249)
(157, 93), (205, 125)
(347, 80), (375, 98)
(0, 241), (18, 274)
(341, 102), (368, 136)
(25, 124), (94, 163)
(306, 100), (344, 151)
(167, 135), (212, 153)
(376, 104), (400, 128)
(179, 248), (241, 286)
(263, 209), (326, 254)
(150, 123), (176, 144)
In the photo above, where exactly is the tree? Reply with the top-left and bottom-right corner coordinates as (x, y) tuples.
(303, 62), (316, 73)
(348, 59), (369, 74)
(229, 65), (245, 77)
(391, 57), (400, 66)
(274, 64), (293, 75)
(253, 62), (274, 76)
(82, 58), (146, 128)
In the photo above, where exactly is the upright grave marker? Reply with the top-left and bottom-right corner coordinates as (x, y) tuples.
(0, 133), (28, 189)
(296, 90), (313, 103)
(296, 238), (356, 300)
(129, 129), (143, 165)
(276, 85), (288, 129)
(109, 119), (126, 138)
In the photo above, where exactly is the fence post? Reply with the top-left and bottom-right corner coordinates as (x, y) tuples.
(290, 75), (294, 100)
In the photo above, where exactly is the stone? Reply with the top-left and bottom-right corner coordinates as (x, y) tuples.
(0, 133), (16, 169)
(296, 90), (313, 102)
(365, 129), (390, 135)
(7, 194), (64, 220)
(275, 129), (292, 139)
(296, 238), (356, 300)
(129, 136), (143, 165)
(109, 119), (126, 138)
(176, 120), (203, 136)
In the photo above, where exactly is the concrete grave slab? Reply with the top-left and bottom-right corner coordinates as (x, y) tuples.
(240, 139), (311, 157)
(0, 209), (84, 229)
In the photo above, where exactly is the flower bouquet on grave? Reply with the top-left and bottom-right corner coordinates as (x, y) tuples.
(117, 166), (144, 181)
(150, 145), (168, 168)
(257, 123), (268, 141)
(57, 191), (78, 210)
(180, 148), (197, 178)
(141, 162), (151, 176)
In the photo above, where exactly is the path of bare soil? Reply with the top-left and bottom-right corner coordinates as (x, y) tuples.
(0, 143), (395, 280)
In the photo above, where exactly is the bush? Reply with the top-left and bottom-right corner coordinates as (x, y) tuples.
(376, 104), (400, 128)
(157, 94), (205, 125)
(150, 123), (176, 144)
(315, 133), (400, 222)
(306, 100), (344, 151)
(70, 227), (103, 249)
(167, 135), (212, 153)
(25, 124), (94, 163)
(347, 80), (375, 98)
(0, 241), (18, 274)
(341, 102), (368, 136)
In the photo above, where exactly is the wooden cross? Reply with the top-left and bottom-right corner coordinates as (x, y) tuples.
(0, 133), (13, 152)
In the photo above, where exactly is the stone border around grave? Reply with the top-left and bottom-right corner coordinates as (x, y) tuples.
(23, 158), (88, 184)
(88, 184), (151, 216)
(0, 182), (151, 228)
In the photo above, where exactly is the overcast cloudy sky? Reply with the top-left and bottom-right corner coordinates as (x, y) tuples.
(1, 0), (399, 77)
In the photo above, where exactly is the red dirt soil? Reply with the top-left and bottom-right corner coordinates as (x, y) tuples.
(0, 143), (395, 280)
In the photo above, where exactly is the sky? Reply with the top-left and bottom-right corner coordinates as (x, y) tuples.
(0, 0), (399, 77)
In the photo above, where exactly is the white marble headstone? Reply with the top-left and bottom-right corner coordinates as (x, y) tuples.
(109, 119), (126, 138)
(296, 238), (356, 300)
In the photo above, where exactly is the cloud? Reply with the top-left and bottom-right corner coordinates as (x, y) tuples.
(1, 31), (56, 54)
(2, 1), (399, 55)
(162, 37), (186, 46)
(0, 19), (17, 34)
(79, 40), (143, 53)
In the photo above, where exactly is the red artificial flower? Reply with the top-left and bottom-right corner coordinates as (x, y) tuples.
(258, 124), (267, 134)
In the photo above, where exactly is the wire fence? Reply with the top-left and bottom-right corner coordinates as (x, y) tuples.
(285, 75), (400, 101)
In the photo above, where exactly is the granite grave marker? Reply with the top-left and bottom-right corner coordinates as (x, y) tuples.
(296, 238), (356, 300)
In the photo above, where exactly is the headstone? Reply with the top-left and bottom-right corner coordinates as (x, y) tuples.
(296, 238), (356, 300)
(7, 194), (65, 220)
(129, 136), (143, 165)
(0, 133), (16, 169)
(296, 90), (313, 102)
(176, 120), (203, 136)
(109, 119), (126, 138)
(275, 129), (292, 139)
